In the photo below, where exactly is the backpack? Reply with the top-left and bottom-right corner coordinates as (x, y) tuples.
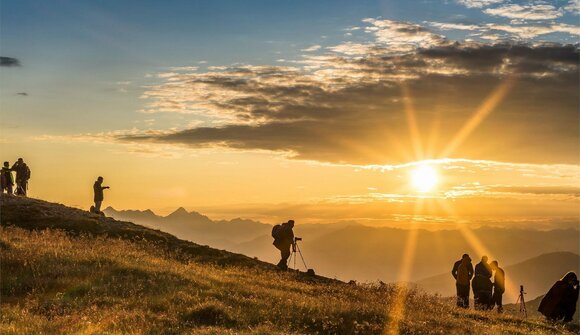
(272, 224), (283, 240)
(457, 262), (471, 286)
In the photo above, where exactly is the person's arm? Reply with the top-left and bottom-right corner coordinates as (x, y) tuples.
(468, 264), (474, 279)
(451, 262), (458, 279)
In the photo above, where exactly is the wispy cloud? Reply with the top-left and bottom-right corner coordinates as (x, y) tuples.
(301, 44), (322, 52)
(564, 0), (580, 15)
(0, 56), (21, 67)
(456, 0), (505, 9)
(429, 21), (580, 39)
(484, 3), (564, 20)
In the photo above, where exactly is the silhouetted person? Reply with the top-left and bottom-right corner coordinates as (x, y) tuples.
(11, 158), (30, 196)
(473, 255), (493, 310)
(452, 253), (474, 308)
(92, 176), (110, 214)
(1, 162), (14, 194)
(272, 220), (295, 270)
(539, 271), (579, 322)
(490, 260), (505, 313)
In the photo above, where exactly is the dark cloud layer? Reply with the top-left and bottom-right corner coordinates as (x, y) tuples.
(122, 21), (579, 165)
(0, 57), (21, 67)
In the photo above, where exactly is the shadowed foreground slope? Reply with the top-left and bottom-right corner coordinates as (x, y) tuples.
(1, 195), (577, 334)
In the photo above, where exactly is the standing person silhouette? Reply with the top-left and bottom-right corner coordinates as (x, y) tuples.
(92, 176), (110, 214)
(452, 253), (474, 308)
(1, 162), (14, 194)
(11, 158), (31, 196)
(473, 255), (493, 310)
(490, 260), (505, 313)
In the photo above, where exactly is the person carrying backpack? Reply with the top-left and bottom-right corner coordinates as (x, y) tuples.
(452, 253), (474, 308)
(11, 158), (30, 196)
(272, 220), (295, 270)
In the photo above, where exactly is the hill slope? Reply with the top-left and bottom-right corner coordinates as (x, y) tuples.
(105, 207), (580, 284)
(1, 195), (578, 334)
(416, 252), (580, 301)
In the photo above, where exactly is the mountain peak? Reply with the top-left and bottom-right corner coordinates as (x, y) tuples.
(168, 207), (189, 217)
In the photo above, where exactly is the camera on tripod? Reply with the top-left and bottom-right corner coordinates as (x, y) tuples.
(294, 237), (302, 242)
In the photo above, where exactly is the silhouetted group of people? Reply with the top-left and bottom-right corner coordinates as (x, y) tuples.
(1, 158), (31, 196)
(452, 254), (505, 312)
(452, 253), (578, 322)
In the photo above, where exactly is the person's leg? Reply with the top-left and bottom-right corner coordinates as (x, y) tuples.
(95, 201), (102, 213)
(457, 284), (469, 308)
(7, 185), (13, 194)
(279, 246), (290, 269)
(496, 292), (503, 313)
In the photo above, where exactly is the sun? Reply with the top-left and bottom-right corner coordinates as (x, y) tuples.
(410, 165), (438, 193)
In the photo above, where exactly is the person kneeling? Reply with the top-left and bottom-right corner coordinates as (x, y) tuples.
(539, 271), (579, 322)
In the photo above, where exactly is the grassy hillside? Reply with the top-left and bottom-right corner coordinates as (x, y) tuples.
(1, 195), (578, 334)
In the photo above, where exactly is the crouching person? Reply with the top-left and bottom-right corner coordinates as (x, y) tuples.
(539, 271), (579, 322)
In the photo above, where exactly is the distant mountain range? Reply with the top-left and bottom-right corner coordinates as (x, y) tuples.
(104, 207), (580, 289)
(417, 252), (580, 302)
(104, 206), (271, 250)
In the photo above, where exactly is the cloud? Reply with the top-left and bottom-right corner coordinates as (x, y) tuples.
(484, 3), (564, 20)
(0, 57), (21, 67)
(490, 186), (580, 196)
(456, 0), (505, 9)
(565, 0), (580, 15)
(15, 92), (28, 96)
(99, 19), (578, 166)
(429, 21), (580, 39)
(301, 45), (322, 52)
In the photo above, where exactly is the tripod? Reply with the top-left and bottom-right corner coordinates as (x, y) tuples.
(288, 238), (308, 271)
(515, 285), (527, 318)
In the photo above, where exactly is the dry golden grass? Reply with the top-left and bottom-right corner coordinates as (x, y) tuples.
(1, 226), (577, 335)
(0, 195), (578, 334)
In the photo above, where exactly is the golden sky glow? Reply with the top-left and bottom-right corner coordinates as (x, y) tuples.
(1, 8), (578, 229)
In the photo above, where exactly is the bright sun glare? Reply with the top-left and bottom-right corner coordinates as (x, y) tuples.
(410, 165), (438, 193)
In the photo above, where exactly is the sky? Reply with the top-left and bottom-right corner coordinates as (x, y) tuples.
(1, 0), (579, 228)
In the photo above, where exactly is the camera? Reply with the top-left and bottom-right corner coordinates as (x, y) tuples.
(294, 237), (302, 242)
